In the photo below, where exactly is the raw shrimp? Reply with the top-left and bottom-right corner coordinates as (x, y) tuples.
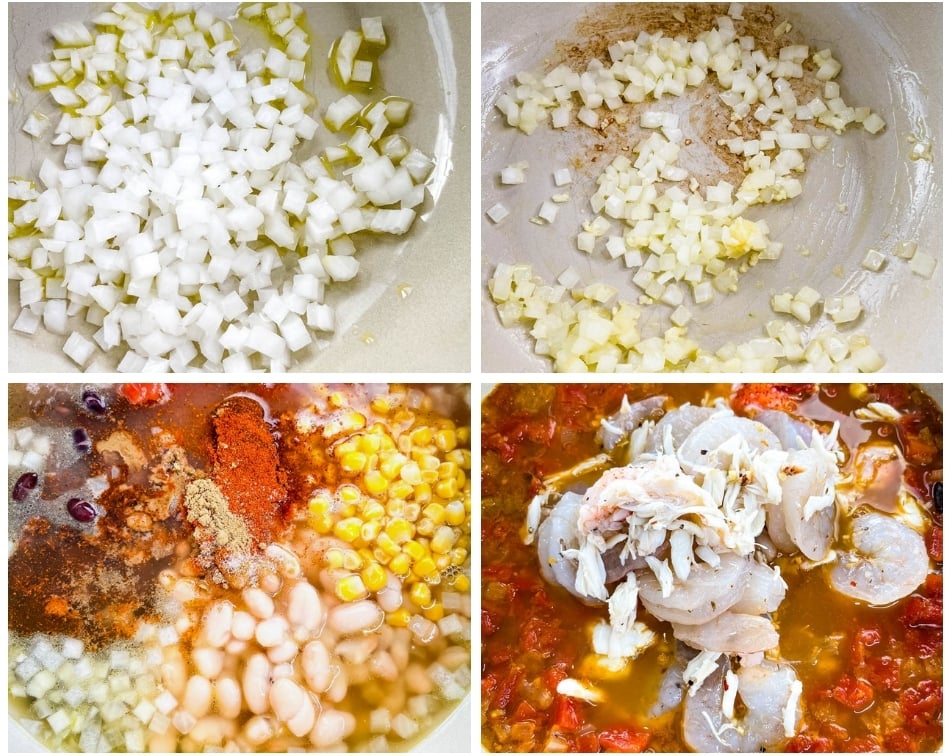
(536, 492), (584, 600)
(648, 643), (697, 717)
(778, 446), (838, 561)
(637, 552), (750, 624)
(754, 409), (814, 450)
(597, 395), (667, 451)
(729, 559), (786, 615)
(672, 612), (779, 654)
(644, 404), (719, 456)
(683, 658), (801, 753)
(578, 456), (717, 543)
(676, 414), (782, 475)
(829, 512), (929, 605)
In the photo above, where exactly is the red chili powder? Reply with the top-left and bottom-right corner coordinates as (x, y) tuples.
(209, 397), (289, 544)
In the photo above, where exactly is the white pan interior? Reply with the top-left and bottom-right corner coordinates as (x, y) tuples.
(481, 3), (942, 373)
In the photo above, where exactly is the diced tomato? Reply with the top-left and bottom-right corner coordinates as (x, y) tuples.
(551, 696), (581, 732)
(544, 663), (569, 691)
(928, 526), (943, 563)
(786, 734), (834, 752)
(900, 593), (942, 629)
(597, 726), (650, 753)
(826, 675), (875, 712)
(868, 384), (913, 408)
(492, 666), (523, 711)
(521, 616), (561, 653)
(119, 383), (170, 406)
(898, 414), (941, 466)
(482, 608), (501, 637)
(862, 655), (901, 692)
(848, 627), (882, 667)
(731, 383), (816, 414)
(845, 735), (883, 752)
(884, 728), (919, 752)
(900, 679), (943, 731)
(513, 700), (538, 722)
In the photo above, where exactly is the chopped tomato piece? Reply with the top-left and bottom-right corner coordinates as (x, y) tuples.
(928, 526), (943, 563)
(119, 383), (170, 406)
(827, 675), (875, 712)
(849, 627), (882, 666)
(900, 679), (943, 731)
(884, 728), (919, 752)
(845, 735), (883, 752)
(862, 655), (901, 692)
(731, 383), (817, 414)
(551, 696), (581, 732)
(786, 734), (834, 752)
(597, 726), (650, 753)
(900, 593), (942, 629)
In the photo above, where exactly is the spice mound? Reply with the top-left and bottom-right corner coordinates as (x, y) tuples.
(208, 397), (289, 544)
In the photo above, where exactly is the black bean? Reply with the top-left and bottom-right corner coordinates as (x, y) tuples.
(72, 428), (92, 453)
(12, 472), (39, 502)
(81, 389), (107, 415)
(67, 497), (97, 523)
(933, 481), (943, 516)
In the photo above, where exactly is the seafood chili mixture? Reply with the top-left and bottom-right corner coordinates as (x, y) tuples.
(9, 383), (471, 752)
(481, 384), (942, 752)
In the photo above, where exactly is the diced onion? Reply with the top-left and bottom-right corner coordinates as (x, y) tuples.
(10, 6), (436, 372)
(487, 7), (892, 372)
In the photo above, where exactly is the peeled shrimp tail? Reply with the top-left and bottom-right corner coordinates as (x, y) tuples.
(683, 658), (802, 753)
(536, 492), (605, 604)
(830, 512), (929, 605)
(597, 395), (667, 451)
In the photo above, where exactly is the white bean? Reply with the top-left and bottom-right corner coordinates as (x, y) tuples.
(183, 675), (212, 718)
(243, 715), (276, 745)
(272, 662), (295, 680)
(225, 638), (248, 656)
(301, 640), (335, 693)
(336, 636), (378, 665)
(369, 650), (399, 682)
(269, 677), (305, 722)
(376, 574), (403, 613)
(214, 676), (242, 720)
(161, 655), (187, 699)
(260, 570), (283, 595)
(325, 667), (348, 703)
(287, 580), (322, 634)
(390, 628), (411, 671)
(189, 716), (236, 745)
(328, 600), (383, 635)
(148, 729), (177, 752)
(172, 577), (201, 603)
(439, 645), (470, 671)
(242, 653), (272, 715)
(192, 647), (225, 679)
(267, 638), (299, 664)
(172, 708), (197, 735)
(405, 663), (434, 695)
(255, 616), (288, 647)
(243, 587), (275, 619)
(310, 708), (354, 748)
(230, 610), (257, 641)
(175, 614), (193, 636)
(266, 542), (302, 578)
(202, 600), (234, 648)
(287, 691), (318, 738)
